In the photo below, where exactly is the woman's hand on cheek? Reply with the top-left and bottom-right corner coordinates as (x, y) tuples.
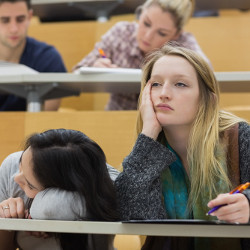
(0, 197), (25, 218)
(207, 193), (250, 224)
(140, 82), (162, 140)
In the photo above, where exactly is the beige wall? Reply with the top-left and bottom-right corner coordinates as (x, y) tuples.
(185, 10), (250, 72)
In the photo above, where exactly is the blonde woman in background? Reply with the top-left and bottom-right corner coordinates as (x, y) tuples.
(74, 0), (210, 110)
(115, 43), (250, 250)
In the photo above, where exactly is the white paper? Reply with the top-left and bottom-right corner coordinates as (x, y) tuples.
(76, 66), (142, 75)
(0, 61), (38, 75)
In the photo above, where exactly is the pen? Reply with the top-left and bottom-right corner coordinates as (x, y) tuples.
(98, 48), (107, 58)
(207, 182), (250, 215)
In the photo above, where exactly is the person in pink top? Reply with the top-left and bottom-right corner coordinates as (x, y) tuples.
(74, 0), (211, 110)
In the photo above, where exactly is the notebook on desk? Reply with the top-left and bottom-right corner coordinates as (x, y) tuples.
(76, 66), (142, 75)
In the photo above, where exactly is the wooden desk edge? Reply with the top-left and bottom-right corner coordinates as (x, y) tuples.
(0, 219), (249, 238)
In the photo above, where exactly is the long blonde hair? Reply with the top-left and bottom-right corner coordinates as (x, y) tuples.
(136, 0), (194, 31)
(136, 43), (245, 209)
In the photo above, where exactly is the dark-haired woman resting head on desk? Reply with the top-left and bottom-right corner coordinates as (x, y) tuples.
(0, 128), (119, 250)
(115, 43), (250, 250)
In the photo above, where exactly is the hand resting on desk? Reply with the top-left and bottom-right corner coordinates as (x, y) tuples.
(207, 193), (250, 224)
(0, 188), (87, 220)
(0, 187), (87, 241)
(0, 197), (25, 219)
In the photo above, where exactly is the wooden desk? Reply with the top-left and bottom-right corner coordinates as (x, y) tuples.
(216, 71), (250, 92)
(0, 219), (249, 238)
(0, 71), (250, 112)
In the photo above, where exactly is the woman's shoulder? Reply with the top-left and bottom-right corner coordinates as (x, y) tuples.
(223, 121), (249, 142)
(0, 151), (25, 202)
(0, 151), (22, 174)
(177, 31), (196, 43)
(239, 121), (250, 131)
(112, 21), (137, 29)
(106, 163), (120, 181)
(176, 31), (203, 51)
(238, 122), (250, 142)
(107, 21), (137, 36)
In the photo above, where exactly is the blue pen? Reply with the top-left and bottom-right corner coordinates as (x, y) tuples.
(207, 182), (250, 215)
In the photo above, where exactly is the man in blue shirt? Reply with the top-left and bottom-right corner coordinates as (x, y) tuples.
(0, 0), (67, 111)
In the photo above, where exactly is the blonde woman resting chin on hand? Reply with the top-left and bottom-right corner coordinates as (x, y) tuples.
(0, 129), (119, 250)
(115, 43), (250, 250)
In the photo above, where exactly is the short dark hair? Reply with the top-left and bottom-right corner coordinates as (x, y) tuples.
(0, 0), (31, 9)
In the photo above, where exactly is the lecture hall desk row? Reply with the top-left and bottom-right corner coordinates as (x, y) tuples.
(28, 10), (250, 111)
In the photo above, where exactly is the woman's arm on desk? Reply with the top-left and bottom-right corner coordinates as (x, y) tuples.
(115, 133), (176, 220)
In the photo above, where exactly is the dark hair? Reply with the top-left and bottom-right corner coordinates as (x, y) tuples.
(0, 0), (31, 9)
(24, 129), (119, 250)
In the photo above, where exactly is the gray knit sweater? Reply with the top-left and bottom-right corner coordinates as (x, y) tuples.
(115, 122), (250, 250)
